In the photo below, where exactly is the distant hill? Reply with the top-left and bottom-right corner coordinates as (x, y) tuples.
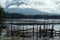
(5, 13), (60, 19)
(5, 8), (57, 15)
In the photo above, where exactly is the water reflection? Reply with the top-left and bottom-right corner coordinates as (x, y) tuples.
(0, 36), (60, 40)
(2, 19), (60, 40)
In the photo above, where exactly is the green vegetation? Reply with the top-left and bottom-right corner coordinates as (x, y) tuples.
(5, 13), (60, 19)
(0, 6), (6, 35)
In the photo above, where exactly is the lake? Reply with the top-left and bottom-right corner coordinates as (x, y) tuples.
(1, 19), (60, 40)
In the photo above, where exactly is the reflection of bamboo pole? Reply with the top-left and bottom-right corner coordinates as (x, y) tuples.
(26, 25), (28, 37)
(49, 25), (50, 29)
(36, 25), (38, 40)
(45, 25), (47, 37)
(22, 25), (24, 40)
(44, 19), (46, 38)
(55, 31), (56, 36)
(39, 25), (41, 38)
(59, 29), (60, 38)
(0, 36), (1, 40)
(51, 21), (54, 38)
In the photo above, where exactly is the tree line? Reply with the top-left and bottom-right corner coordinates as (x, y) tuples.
(0, 6), (6, 36)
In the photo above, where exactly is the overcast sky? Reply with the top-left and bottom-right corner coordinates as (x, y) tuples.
(0, 0), (60, 15)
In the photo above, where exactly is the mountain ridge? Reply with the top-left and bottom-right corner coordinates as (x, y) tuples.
(5, 13), (60, 19)
(4, 8), (58, 15)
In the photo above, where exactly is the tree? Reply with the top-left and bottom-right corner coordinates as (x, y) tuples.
(0, 6), (6, 35)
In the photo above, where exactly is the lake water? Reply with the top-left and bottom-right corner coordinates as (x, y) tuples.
(2, 19), (60, 40)
(4, 19), (60, 30)
(0, 36), (60, 40)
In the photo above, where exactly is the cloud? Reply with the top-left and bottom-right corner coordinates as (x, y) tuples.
(0, 0), (6, 7)
(8, 5), (17, 8)
(1, 0), (60, 14)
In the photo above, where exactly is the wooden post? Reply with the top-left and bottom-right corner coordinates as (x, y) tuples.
(45, 25), (47, 37)
(33, 25), (34, 38)
(23, 25), (24, 40)
(27, 25), (28, 37)
(44, 20), (45, 30)
(44, 19), (46, 37)
(39, 25), (41, 38)
(11, 16), (12, 37)
(51, 23), (54, 38)
(36, 25), (38, 40)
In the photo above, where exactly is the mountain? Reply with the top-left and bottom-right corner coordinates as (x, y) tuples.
(5, 13), (60, 19)
(4, 8), (57, 15)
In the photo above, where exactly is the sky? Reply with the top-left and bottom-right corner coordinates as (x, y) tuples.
(0, 0), (60, 15)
